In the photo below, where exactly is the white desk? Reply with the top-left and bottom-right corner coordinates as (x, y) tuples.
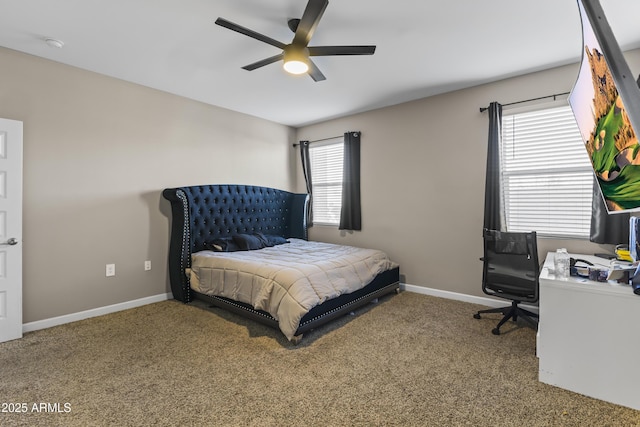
(538, 253), (640, 410)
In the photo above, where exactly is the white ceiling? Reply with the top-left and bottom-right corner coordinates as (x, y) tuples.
(1, 0), (640, 127)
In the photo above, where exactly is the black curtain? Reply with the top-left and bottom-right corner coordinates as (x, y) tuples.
(299, 140), (313, 227)
(339, 131), (362, 231)
(483, 102), (504, 231)
(590, 178), (629, 244)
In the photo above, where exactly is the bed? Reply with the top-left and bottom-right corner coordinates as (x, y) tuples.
(162, 184), (400, 342)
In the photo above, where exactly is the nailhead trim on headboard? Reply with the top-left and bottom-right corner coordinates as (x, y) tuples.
(176, 190), (191, 303)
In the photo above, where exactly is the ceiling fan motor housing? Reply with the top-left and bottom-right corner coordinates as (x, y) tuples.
(287, 18), (300, 33)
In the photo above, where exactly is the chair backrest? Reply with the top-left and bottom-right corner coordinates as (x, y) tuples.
(482, 228), (539, 303)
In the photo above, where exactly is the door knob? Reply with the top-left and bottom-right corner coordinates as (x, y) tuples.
(2, 238), (18, 246)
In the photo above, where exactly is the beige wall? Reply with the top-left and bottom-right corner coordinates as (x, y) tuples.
(3, 43), (640, 323)
(0, 47), (297, 323)
(296, 48), (640, 297)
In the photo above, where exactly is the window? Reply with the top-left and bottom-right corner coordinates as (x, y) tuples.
(309, 137), (344, 225)
(501, 104), (594, 238)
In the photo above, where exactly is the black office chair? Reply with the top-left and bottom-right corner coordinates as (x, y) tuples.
(473, 228), (539, 335)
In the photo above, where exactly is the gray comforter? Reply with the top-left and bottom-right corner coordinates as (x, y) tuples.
(188, 239), (397, 340)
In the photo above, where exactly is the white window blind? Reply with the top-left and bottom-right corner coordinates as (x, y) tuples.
(310, 138), (344, 225)
(501, 105), (593, 238)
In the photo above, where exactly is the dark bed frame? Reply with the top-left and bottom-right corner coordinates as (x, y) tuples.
(162, 184), (400, 341)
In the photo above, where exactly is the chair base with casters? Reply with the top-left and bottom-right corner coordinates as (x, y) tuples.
(474, 301), (538, 335)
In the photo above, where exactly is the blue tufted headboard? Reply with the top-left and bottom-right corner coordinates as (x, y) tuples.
(162, 184), (309, 302)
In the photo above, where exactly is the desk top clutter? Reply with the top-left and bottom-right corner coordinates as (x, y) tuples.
(543, 252), (639, 295)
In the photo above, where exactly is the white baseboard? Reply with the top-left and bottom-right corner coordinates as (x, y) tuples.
(22, 284), (538, 334)
(22, 292), (174, 333)
(400, 283), (539, 314)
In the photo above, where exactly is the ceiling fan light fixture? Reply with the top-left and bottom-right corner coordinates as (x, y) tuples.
(283, 59), (308, 75)
(283, 46), (309, 75)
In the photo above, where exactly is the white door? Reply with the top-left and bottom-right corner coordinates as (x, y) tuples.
(0, 118), (22, 343)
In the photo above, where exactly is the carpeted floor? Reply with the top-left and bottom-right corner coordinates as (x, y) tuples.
(0, 291), (638, 426)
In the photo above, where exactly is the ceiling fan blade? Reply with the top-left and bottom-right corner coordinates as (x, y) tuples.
(242, 53), (284, 71)
(309, 45), (376, 56)
(292, 0), (329, 47)
(215, 17), (287, 50)
(307, 59), (326, 82)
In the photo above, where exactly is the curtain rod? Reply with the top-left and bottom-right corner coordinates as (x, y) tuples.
(292, 135), (342, 148)
(479, 91), (570, 113)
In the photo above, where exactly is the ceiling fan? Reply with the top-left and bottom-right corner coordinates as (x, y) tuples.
(215, 0), (376, 81)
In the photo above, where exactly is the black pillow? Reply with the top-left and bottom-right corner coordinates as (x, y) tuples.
(232, 233), (269, 251)
(265, 234), (289, 246)
(205, 236), (241, 252)
(208, 233), (289, 252)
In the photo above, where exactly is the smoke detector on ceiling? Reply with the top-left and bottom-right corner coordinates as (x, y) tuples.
(44, 38), (64, 49)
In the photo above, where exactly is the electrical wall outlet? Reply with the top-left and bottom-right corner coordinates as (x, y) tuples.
(106, 263), (116, 277)
(144, 260), (151, 271)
